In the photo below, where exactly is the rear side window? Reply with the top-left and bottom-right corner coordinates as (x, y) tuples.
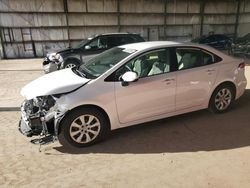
(176, 48), (202, 70)
(201, 50), (222, 65)
(176, 48), (222, 70)
(132, 35), (145, 42)
(202, 51), (214, 65)
(106, 35), (144, 48)
(115, 36), (140, 46)
(120, 36), (135, 44)
(106, 36), (134, 48)
(107, 37), (119, 48)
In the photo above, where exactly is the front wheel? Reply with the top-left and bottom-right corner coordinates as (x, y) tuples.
(63, 60), (80, 69)
(209, 85), (235, 113)
(59, 107), (110, 147)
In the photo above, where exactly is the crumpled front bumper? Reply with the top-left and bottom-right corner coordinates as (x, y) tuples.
(19, 101), (43, 137)
(18, 99), (67, 145)
(19, 117), (32, 137)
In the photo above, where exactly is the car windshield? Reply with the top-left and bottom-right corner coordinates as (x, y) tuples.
(78, 47), (136, 78)
(72, 39), (90, 48)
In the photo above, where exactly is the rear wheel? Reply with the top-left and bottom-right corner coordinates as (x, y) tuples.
(209, 84), (235, 113)
(59, 107), (110, 147)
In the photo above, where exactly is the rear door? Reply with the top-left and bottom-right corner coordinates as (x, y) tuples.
(175, 47), (220, 110)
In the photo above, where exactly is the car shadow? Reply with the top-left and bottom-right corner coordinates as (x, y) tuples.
(54, 89), (250, 154)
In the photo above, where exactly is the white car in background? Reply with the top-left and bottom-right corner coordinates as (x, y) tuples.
(19, 41), (247, 147)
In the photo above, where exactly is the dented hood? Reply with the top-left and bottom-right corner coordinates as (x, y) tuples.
(21, 68), (90, 100)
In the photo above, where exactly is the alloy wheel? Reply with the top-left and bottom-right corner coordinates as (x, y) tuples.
(214, 88), (232, 111)
(65, 63), (76, 68)
(69, 115), (101, 144)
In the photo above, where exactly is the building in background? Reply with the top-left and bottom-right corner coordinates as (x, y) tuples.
(0, 0), (249, 59)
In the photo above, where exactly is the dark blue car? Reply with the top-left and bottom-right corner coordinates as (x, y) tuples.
(192, 34), (232, 50)
(232, 33), (250, 57)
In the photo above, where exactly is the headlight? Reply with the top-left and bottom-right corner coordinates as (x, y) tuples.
(55, 54), (60, 59)
(31, 96), (56, 111)
(55, 54), (63, 62)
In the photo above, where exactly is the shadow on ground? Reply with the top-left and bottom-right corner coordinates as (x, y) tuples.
(54, 90), (250, 154)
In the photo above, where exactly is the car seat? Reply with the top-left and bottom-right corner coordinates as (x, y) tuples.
(178, 53), (198, 70)
(133, 56), (152, 77)
(148, 51), (169, 76)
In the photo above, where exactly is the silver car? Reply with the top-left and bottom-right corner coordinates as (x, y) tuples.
(19, 41), (247, 147)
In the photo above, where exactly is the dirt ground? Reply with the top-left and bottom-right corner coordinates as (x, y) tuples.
(0, 58), (250, 188)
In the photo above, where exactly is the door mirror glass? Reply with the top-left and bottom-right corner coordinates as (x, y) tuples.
(85, 45), (91, 50)
(121, 71), (138, 86)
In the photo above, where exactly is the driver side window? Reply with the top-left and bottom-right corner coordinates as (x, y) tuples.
(88, 37), (107, 50)
(115, 49), (170, 80)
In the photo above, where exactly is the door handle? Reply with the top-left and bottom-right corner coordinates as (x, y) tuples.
(206, 69), (215, 72)
(163, 78), (175, 82)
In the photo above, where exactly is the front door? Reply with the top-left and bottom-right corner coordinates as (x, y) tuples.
(114, 48), (176, 124)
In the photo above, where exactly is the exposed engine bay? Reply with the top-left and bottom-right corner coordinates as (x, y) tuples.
(19, 96), (61, 145)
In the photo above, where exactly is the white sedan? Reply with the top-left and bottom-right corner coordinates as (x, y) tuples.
(19, 41), (247, 147)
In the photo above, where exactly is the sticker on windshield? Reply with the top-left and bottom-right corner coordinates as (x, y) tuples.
(122, 48), (137, 54)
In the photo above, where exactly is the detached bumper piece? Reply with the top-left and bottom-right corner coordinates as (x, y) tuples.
(19, 116), (43, 136)
(19, 118), (33, 137)
(30, 135), (56, 145)
(19, 118), (57, 145)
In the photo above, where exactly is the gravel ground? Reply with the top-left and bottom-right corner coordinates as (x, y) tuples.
(0, 58), (249, 188)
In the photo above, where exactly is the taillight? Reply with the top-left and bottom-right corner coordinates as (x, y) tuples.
(238, 62), (245, 69)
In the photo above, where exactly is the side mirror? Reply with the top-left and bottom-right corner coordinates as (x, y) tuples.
(121, 71), (139, 86)
(85, 45), (91, 50)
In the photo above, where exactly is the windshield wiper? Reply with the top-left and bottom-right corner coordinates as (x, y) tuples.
(72, 67), (87, 78)
(77, 66), (97, 79)
(76, 69), (86, 77)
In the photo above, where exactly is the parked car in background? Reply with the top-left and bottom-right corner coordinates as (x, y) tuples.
(234, 33), (250, 44)
(43, 33), (145, 73)
(20, 41), (247, 147)
(232, 33), (250, 57)
(192, 34), (232, 50)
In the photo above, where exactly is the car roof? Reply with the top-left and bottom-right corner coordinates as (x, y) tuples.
(119, 41), (230, 59)
(87, 33), (143, 40)
(120, 41), (181, 51)
(98, 33), (140, 36)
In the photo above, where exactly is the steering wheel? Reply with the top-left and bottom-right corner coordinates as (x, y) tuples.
(117, 65), (132, 81)
(124, 65), (132, 71)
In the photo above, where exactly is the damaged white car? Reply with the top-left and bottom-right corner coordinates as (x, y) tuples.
(19, 41), (247, 147)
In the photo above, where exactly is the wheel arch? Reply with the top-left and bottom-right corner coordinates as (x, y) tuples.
(62, 57), (81, 68)
(209, 80), (236, 105)
(57, 104), (111, 134)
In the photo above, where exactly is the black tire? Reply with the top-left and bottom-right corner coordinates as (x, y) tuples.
(58, 107), (110, 147)
(209, 84), (235, 113)
(63, 59), (80, 69)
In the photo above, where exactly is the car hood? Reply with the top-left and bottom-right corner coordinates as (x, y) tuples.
(46, 48), (76, 57)
(56, 47), (75, 54)
(21, 68), (90, 100)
